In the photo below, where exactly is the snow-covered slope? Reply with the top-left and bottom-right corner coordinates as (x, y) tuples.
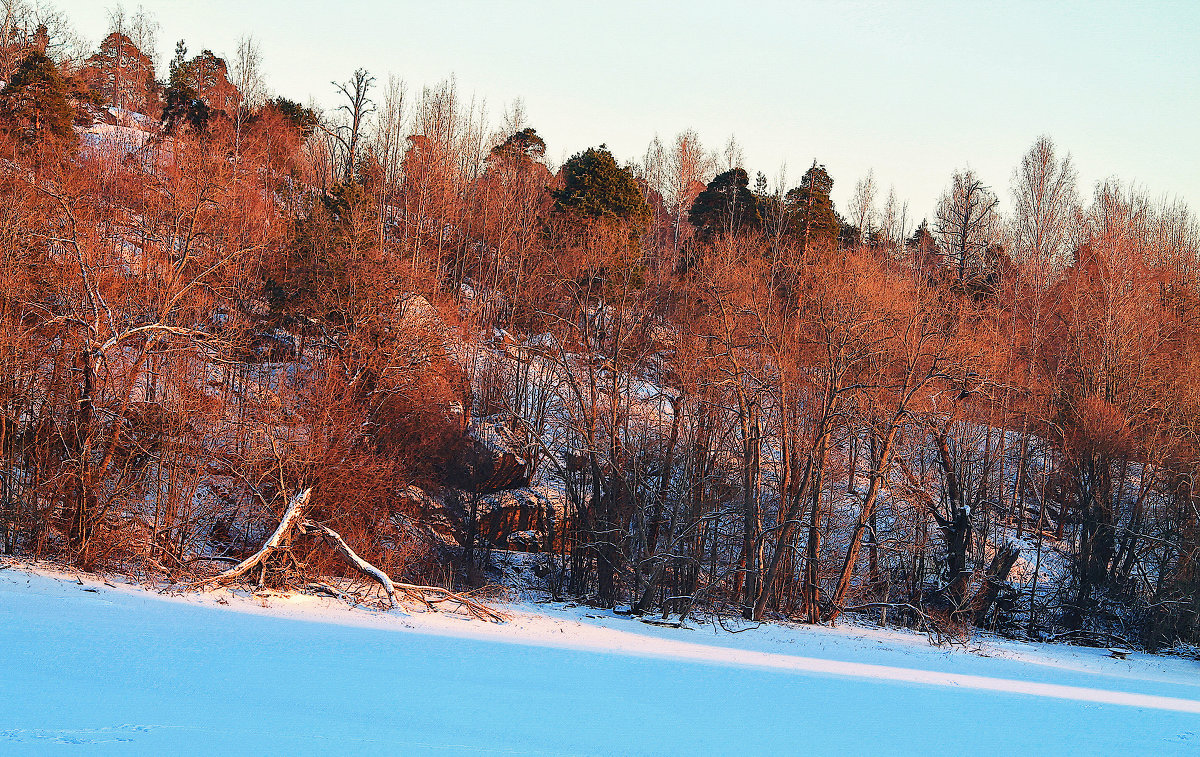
(1, 562), (1197, 755)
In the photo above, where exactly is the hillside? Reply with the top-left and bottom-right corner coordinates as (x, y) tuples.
(0, 2), (1199, 668)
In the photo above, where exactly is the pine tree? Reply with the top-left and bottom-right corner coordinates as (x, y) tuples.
(186, 50), (240, 113)
(161, 43), (240, 133)
(0, 52), (76, 148)
(81, 32), (155, 112)
(490, 127), (546, 166)
(161, 40), (209, 134)
(688, 167), (761, 240)
(168, 40), (189, 90)
(265, 96), (318, 140)
(784, 162), (839, 255)
(908, 219), (937, 253)
(553, 145), (650, 232)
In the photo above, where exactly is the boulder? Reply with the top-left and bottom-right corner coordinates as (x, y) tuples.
(474, 485), (568, 552)
(398, 484), (568, 554)
(443, 419), (530, 493)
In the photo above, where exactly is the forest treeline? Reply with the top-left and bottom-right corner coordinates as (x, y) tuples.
(1, 3), (1198, 649)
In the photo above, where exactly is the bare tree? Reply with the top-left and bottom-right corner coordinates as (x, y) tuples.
(1010, 135), (1078, 271)
(328, 68), (377, 183)
(761, 163), (789, 264)
(659, 129), (716, 252)
(878, 185), (909, 253)
(371, 74), (408, 246)
(28, 2), (88, 67)
(849, 169), (877, 245)
(935, 170), (1001, 289)
(232, 34), (265, 167)
(826, 288), (952, 623)
(127, 4), (159, 67)
(500, 96), (528, 136)
(722, 134), (744, 171)
(0, 1), (87, 72)
(233, 35), (265, 109)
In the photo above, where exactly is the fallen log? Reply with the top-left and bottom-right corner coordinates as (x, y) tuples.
(196, 487), (506, 622)
(196, 488), (311, 589)
(301, 519), (397, 606)
(639, 617), (687, 629)
(300, 520), (506, 621)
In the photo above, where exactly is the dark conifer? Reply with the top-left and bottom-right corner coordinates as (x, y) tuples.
(553, 145), (651, 232)
(688, 167), (761, 240)
(0, 51), (76, 147)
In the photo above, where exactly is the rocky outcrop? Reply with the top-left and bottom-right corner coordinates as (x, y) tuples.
(443, 418), (531, 493)
(397, 485), (460, 548)
(397, 484), (568, 553)
(473, 485), (567, 552)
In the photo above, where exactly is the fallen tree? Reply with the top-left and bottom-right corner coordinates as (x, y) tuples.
(197, 488), (506, 622)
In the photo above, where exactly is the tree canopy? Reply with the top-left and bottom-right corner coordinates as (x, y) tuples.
(553, 145), (651, 231)
(489, 127), (546, 167)
(161, 40), (239, 133)
(181, 48), (240, 113)
(688, 167), (761, 240)
(784, 162), (840, 254)
(263, 96), (318, 140)
(80, 32), (155, 112)
(0, 51), (76, 148)
(935, 170), (1001, 290)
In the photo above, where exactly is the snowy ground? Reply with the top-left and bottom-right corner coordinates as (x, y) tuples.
(2, 561), (1198, 755)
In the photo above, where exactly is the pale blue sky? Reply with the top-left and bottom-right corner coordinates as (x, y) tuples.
(55, 0), (1199, 222)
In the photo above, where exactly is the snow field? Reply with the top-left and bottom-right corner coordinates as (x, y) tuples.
(1, 563), (1198, 755)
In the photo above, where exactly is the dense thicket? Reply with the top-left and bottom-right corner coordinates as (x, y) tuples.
(1, 5), (1198, 650)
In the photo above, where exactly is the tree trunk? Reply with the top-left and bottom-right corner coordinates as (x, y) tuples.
(826, 422), (901, 623)
(741, 405), (761, 619)
(970, 542), (1020, 626)
(201, 488), (312, 588)
(302, 518), (396, 605)
(754, 433), (827, 621)
(933, 429), (973, 609)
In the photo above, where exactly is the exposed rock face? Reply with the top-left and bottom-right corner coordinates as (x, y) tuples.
(473, 486), (567, 552)
(395, 294), (449, 345)
(443, 419), (530, 493)
(397, 484), (568, 554)
(397, 485), (460, 548)
(505, 530), (543, 552)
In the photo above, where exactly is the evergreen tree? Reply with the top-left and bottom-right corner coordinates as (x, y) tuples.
(161, 42), (239, 133)
(161, 40), (208, 134)
(688, 167), (761, 240)
(265, 96), (318, 140)
(838, 215), (860, 249)
(908, 219), (937, 252)
(553, 145), (650, 232)
(186, 50), (240, 113)
(81, 32), (155, 112)
(168, 40), (189, 90)
(161, 85), (209, 134)
(490, 127), (546, 166)
(784, 162), (839, 254)
(753, 170), (768, 196)
(0, 52), (76, 148)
